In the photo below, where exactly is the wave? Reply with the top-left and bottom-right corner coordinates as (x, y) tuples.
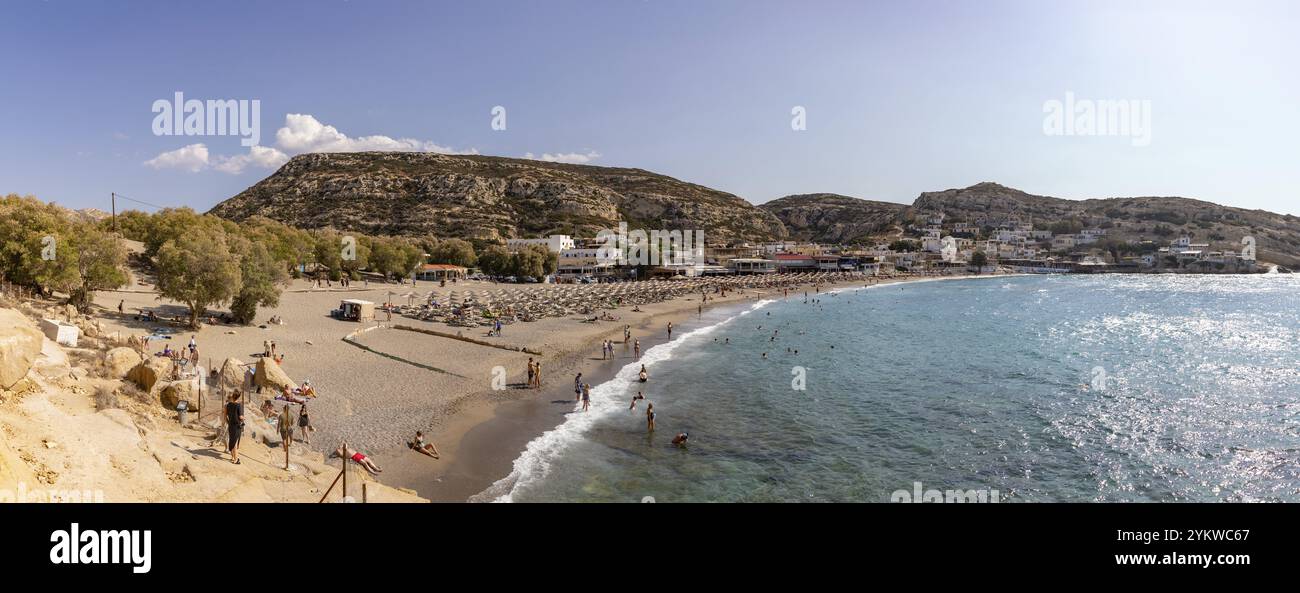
(470, 298), (777, 502)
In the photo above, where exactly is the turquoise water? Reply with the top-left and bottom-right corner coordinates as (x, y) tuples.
(486, 274), (1300, 502)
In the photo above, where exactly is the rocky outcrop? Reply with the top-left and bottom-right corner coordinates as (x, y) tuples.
(102, 347), (143, 379)
(217, 358), (248, 394)
(209, 152), (787, 244)
(0, 308), (43, 390)
(760, 193), (907, 244)
(254, 357), (296, 393)
(126, 356), (173, 394)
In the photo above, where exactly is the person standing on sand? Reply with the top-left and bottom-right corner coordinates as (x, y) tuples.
(118, 300), (124, 315)
(667, 321), (672, 337)
(634, 340), (641, 359)
(298, 404), (312, 444)
(646, 403), (656, 432)
(527, 357), (535, 388)
(278, 404), (296, 470)
(574, 373), (583, 401)
(225, 391), (244, 464)
(535, 361), (542, 388)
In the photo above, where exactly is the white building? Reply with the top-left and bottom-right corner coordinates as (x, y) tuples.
(506, 235), (575, 253)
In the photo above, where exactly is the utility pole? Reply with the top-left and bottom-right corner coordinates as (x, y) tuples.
(111, 192), (117, 233)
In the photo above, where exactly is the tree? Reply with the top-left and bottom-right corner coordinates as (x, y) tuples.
(65, 224), (129, 310)
(155, 227), (242, 328)
(889, 239), (919, 252)
(428, 238), (477, 268)
(970, 250), (988, 273)
(477, 245), (513, 276)
(229, 239), (289, 324)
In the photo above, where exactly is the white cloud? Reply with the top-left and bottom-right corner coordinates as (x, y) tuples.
(523, 150), (601, 164)
(144, 143), (209, 172)
(145, 113), (476, 174)
(275, 113), (475, 155)
(213, 145), (290, 174)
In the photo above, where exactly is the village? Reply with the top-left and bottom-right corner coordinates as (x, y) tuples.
(494, 211), (1267, 283)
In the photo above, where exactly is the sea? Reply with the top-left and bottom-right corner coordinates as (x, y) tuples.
(472, 274), (1300, 502)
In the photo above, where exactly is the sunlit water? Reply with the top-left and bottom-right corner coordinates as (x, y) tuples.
(485, 275), (1300, 502)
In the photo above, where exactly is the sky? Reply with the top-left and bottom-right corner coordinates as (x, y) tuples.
(1, 0), (1297, 215)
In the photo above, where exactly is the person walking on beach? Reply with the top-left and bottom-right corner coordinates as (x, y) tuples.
(117, 300), (124, 315)
(581, 383), (591, 412)
(298, 404), (312, 444)
(278, 403), (296, 470)
(667, 321), (672, 337)
(574, 373), (583, 401)
(646, 403), (656, 432)
(225, 391), (244, 465)
(526, 357), (535, 388)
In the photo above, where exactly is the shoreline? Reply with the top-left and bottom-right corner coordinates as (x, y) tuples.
(384, 272), (1013, 502)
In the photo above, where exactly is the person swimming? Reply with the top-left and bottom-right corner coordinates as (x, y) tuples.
(629, 391), (645, 410)
(672, 432), (689, 447)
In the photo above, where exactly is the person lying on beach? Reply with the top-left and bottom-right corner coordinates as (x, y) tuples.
(335, 446), (383, 475)
(410, 431), (440, 459)
(672, 432), (689, 447)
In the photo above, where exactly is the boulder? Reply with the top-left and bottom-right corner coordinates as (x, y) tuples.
(159, 380), (197, 410)
(0, 308), (43, 390)
(254, 357), (297, 393)
(102, 347), (143, 379)
(217, 358), (248, 394)
(127, 356), (173, 394)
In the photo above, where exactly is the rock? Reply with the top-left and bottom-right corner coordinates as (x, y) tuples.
(127, 355), (173, 394)
(103, 347), (143, 379)
(0, 308), (43, 390)
(159, 380), (197, 410)
(217, 358), (248, 394)
(254, 357), (297, 393)
(64, 304), (77, 320)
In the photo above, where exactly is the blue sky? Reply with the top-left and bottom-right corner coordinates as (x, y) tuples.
(2, 0), (1297, 214)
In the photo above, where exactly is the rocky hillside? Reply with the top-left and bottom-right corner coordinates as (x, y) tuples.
(759, 193), (907, 244)
(912, 182), (1300, 267)
(209, 152), (787, 244)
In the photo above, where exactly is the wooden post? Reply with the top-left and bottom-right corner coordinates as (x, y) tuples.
(318, 467), (344, 503)
(362, 483), (368, 504)
(341, 441), (347, 502)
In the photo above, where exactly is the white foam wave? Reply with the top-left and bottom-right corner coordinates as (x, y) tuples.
(471, 299), (775, 502)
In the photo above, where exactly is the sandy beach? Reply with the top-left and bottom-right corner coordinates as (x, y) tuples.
(86, 270), (993, 501)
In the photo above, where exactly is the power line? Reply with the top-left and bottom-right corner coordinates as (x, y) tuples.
(112, 192), (170, 211)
